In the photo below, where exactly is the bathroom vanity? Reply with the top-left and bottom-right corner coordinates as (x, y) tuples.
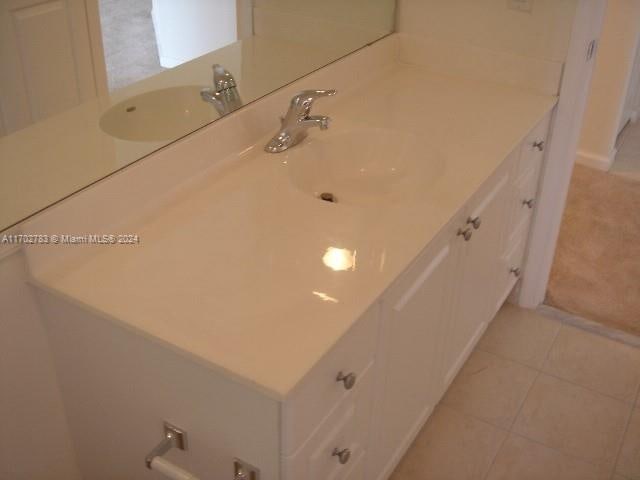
(23, 36), (556, 480)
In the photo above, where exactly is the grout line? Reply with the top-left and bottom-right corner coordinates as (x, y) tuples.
(541, 371), (637, 405)
(476, 348), (640, 406)
(609, 396), (636, 480)
(476, 345), (638, 406)
(507, 430), (614, 474)
(540, 315), (563, 365)
(474, 345), (544, 371)
(480, 428), (509, 480)
(508, 369), (541, 432)
(442, 404), (510, 480)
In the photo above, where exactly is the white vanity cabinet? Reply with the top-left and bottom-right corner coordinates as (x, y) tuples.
(32, 104), (553, 480)
(494, 113), (552, 314)
(369, 111), (552, 480)
(280, 304), (380, 480)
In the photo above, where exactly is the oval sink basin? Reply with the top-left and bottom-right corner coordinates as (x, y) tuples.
(99, 86), (219, 142)
(283, 127), (446, 206)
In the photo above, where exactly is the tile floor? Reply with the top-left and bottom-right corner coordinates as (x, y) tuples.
(390, 303), (640, 480)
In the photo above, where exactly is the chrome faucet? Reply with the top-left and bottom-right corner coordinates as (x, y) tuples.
(200, 64), (243, 116)
(265, 89), (336, 153)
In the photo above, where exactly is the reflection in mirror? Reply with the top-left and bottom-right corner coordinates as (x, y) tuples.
(0, 0), (396, 232)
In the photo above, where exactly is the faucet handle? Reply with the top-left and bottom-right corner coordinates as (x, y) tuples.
(290, 90), (337, 116)
(212, 64), (237, 92)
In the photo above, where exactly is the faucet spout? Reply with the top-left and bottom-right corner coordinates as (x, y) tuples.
(300, 115), (331, 131)
(201, 64), (242, 117)
(265, 90), (336, 153)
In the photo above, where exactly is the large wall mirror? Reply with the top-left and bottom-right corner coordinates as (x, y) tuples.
(0, 0), (396, 231)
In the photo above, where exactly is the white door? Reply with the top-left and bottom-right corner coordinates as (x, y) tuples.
(0, 0), (105, 135)
(443, 174), (509, 386)
(371, 232), (458, 480)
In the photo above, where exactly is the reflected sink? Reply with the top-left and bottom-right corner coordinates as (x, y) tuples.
(99, 86), (219, 142)
(282, 127), (446, 206)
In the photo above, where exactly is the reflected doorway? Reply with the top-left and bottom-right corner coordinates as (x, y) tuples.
(99, 0), (165, 91)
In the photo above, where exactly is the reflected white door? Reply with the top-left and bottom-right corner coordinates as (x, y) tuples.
(151, 0), (238, 68)
(0, 0), (104, 135)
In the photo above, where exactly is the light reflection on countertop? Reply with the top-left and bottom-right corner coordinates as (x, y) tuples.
(323, 247), (357, 272)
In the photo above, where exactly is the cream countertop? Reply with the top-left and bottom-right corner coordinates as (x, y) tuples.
(31, 63), (557, 399)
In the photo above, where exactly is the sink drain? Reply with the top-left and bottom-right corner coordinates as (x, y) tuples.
(319, 192), (337, 203)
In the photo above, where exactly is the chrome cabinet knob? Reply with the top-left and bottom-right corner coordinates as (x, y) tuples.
(336, 371), (357, 390)
(533, 140), (545, 151)
(457, 227), (473, 241)
(332, 448), (351, 465)
(510, 267), (522, 278)
(522, 198), (536, 209)
(467, 216), (482, 230)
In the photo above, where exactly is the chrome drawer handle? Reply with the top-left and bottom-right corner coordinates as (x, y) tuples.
(533, 140), (545, 151)
(510, 267), (522, 278)
(336, 371), (357, 390)
(332, 447), (352, 465)
(522, 198), (536, 209)
(467, 216), (482, 230)
(457, 227), (473, 241)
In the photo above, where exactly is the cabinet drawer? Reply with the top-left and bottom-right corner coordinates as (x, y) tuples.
(494, 223), (529, 315)
(282, 305), (379, 455)
(516, 113), (551, 179)
(282, 364), (374, 480)
(508, 166), (538, 244)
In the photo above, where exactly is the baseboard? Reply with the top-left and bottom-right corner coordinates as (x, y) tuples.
(575, 149), (616, 171)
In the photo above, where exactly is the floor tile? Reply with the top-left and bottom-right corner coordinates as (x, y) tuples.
(390, 406), (507, 480)
(543, 326), (640, 402)
(442, 350), (537, 429)
(476, 303), (560, 368)
(616, 408), (640, 479)
(512, 374), (630, 470)
(486, 434), (609, 480)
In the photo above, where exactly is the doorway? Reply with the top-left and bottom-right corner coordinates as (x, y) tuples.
(98, 0), (165, 91)
(546, 0), (640, 335)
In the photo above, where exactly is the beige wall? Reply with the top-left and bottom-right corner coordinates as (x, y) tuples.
(578, 0), (640, 170)
(0, 251), (81, 480)
(397, 0), (578, 63)
(252, 0), (396, 55)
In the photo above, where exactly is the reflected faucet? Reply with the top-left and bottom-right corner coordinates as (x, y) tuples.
(200, 64), (243, 116)
(265, 90), (336, 153)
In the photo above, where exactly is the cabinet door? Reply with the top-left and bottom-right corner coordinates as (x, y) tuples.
(0, 0), (102, 134)
(371, 232), (458, 480)
(443, 174), (509, 386)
